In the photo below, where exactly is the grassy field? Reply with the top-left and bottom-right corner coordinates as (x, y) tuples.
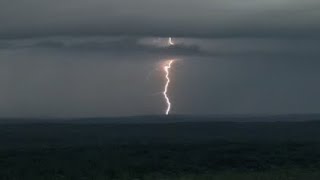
(1, 119), (320, 179)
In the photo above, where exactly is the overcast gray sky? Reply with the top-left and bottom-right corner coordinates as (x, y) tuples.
(0, 0), (320, 117)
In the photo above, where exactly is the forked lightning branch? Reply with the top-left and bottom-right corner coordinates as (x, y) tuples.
(162, 37), (176, 115)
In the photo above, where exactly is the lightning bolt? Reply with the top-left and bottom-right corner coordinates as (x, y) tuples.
(163, 60), (175, 115)
(168, 37), (174, 46)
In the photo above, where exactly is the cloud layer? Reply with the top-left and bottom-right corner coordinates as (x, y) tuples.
(1, 37), (319, 60)
(0, 0), (320, 39)
(1, 0), (320, 117)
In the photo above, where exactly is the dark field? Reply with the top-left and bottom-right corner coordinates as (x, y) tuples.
(1, 116), (320, 179)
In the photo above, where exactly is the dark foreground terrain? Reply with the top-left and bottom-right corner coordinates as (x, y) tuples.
(1, 116), (320, 179)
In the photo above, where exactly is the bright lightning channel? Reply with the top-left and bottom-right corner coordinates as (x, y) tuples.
(163, 60), (175, 115)
(168, 37), (174, 46)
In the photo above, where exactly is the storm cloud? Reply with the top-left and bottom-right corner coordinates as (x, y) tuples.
(0, 0), (320, 117)
(0, 0), (320, 39)
(1, 37), (319, 59)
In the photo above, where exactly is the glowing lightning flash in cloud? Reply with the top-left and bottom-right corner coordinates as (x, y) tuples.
(163, 60), (175, 115)
(168, 37), (174, 46)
